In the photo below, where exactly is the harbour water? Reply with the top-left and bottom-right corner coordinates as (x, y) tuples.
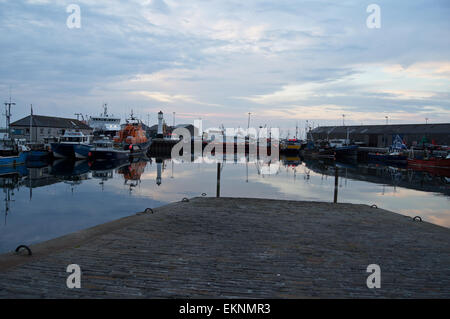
(0, 156), (449, 254)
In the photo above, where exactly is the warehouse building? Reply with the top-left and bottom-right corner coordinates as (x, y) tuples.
(310, 123), (450, 147)
(11, 115), (93, 143)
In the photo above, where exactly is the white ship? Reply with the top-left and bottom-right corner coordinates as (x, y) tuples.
(88, 104), (121, 137)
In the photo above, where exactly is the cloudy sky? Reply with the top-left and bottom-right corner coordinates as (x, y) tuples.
(0, 0), (449, 135)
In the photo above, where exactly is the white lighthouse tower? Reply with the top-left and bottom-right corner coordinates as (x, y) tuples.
(157, 111), (164, 138)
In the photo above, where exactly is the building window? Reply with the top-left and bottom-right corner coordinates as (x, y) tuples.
(48, 129), (51, 134)
(40, 128), (44, 134)
(26, 128), (30, 134)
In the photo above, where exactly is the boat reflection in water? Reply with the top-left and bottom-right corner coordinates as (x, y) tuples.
(118, 158), (148, 193)
(303, 158), (450, 198)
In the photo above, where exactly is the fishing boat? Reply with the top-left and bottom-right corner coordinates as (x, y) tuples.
(0, 150), (29, 167)
(0, 100), (30, 166)
(280, 138), (302, 153)
(329, 139), (359, 161)
(88, 138), (130, 161)
(26, 142), (52, 162)
(408, 155), (450, 169)
(51, 130), (92, 159)
(368, 152), (408, 165)
(367, 135), (408, 165)
(113, 113), (151, 156)
(302, 140), (335, 159)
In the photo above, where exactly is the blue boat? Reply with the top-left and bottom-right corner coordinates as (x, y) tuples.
(367, 135), (408, 165)
(329, 139), (359, 161)
(0, 151), (29, 167)
(51, 131), (92, 159)
(0, 98), (30, 167)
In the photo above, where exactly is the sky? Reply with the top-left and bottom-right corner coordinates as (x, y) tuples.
(0, 0), (449, 136)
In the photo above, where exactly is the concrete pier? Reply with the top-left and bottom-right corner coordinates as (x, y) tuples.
(0, 198), (449, 298)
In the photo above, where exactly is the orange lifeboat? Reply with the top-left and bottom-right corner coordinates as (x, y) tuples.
(113, 122), (148, 145)
(113, 113), (150, 154)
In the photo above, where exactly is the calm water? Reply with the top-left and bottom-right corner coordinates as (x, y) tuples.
(0, 156), (449, 254)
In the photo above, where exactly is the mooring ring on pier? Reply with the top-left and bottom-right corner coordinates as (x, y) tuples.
(144, 208), (154, 214)
(413, 216), (422, 222)
(15, 245), (32, 256)
(182, 198), (190, 202)
(370, 204), (378, 209)
(201, 193), (207, 197)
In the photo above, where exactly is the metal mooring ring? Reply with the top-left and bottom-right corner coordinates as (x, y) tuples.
(144, 208), (154, 214)
(15, 245), (32, 256)
(413, 216), (422, 222)
(201, 193), (207, 197)
(370, 204), (378, 209)
(182, 198), (190, 202)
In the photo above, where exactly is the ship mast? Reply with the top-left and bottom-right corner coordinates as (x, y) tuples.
(4, 95), (16, 141)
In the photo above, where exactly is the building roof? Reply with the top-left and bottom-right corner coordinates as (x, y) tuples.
(11, 115), (92, 130)
(311, 123), (450, 135)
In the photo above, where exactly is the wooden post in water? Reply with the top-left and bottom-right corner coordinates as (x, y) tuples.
(216, 162), (221, 198)
(334, 166), (339, 203)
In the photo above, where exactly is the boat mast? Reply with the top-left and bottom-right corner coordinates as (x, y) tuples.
(4, 95), (16, 141)
(30, 104), (33, 143)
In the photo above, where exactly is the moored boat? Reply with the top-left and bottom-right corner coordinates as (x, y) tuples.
(113, 113), (150, 156)
(329, 139), (359, 160)
(367, 135), (408, 165)
(0, 101), (30, 167)
(280, 138), (302, 153)
(0, 151), (29, 167)
(302, 140), (335, 159)
(407, 157), (450, 169)
(88, 138), (130, 161)
(368, 152), (408, 165)
(51, 131), (92, 159)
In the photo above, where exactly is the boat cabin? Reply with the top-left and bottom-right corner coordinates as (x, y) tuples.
(329, 139), (351, 148)
(59, 131), (90, 144)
